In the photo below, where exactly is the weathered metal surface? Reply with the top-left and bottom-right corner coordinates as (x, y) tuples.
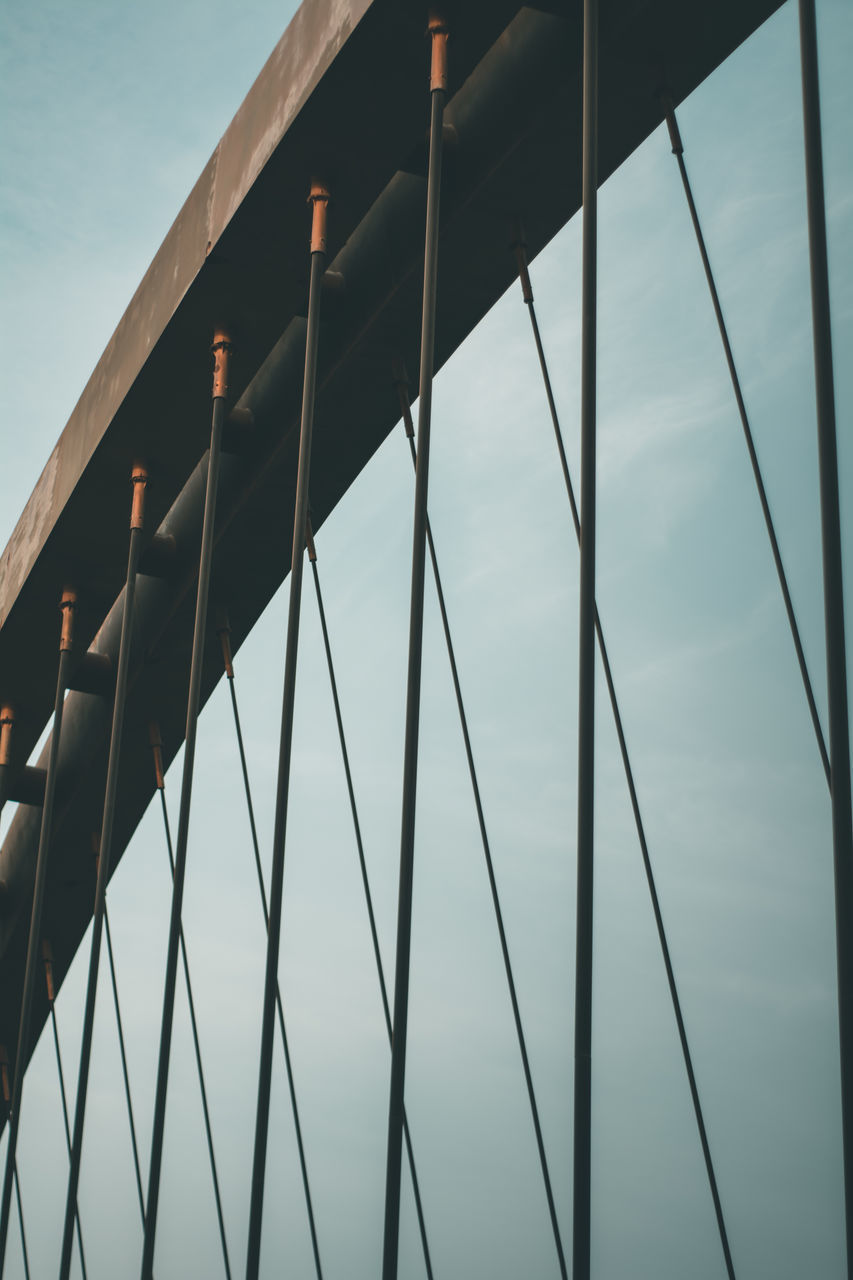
(0, 0), (785, 1097)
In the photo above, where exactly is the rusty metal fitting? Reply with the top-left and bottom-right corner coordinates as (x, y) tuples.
(305, 517), (317, 564)
(309, 183), (331, 255)
(428, 14), (449, 94)
(211, 329), (233, 400)
(514, 243), (534, 304)
(0, 706), (14, 769)
(216, 612), (234, 680)
(148, 721), (165, 790)
(59, 589), (77, 653)
(42, 939), (56, 1003)
(130, 463), (149, 531)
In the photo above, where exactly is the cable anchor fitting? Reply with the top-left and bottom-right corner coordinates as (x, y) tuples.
(658, 93), (683, 155)
(513, 241), (534, 305)
(215, 611), (234, 680)
(59, 589), (77, 653)
(392, 361), (415, 438)
(305, 516), (317, 564)
(211, 329), (233, 401)
(309, 183), (331, 256)
(0, 707), (14, 769)
(428, 13), (449, 94)
(148, 721), (165, 791)
(130, 464), (149, 532)
(42, 940), (56, 1004)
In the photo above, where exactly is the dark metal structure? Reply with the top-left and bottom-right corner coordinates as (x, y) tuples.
(2, 0), (847, 1273)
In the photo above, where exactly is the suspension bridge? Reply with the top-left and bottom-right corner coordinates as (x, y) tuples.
(0, 0), (849, 1274)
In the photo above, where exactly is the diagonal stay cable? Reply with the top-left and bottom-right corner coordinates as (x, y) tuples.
(300, 528), (436, 1280)
(42, 944), (88, 1279)
(0, 1059), (31, 1280)
(212, 630), (325, 1280)
(663, 104), (830, 788)
(147, 734), (231, 1280)
(514, 242), (736, 1280)
(103, 901), (146, 1224)
(393, 375), (568, 1279)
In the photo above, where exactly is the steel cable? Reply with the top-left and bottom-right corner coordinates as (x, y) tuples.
(516, 243), (736, 1280)
(302, 544), (435, 1280)
(394, 388), (568, 1277)
(103, 905), (146, 1224)
(664, 105), (830, 788)
(219, 647), (324, 1280)
(155, 786), (232, 1279)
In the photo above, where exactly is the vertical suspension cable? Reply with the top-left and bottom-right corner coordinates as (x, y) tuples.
(246, 185), (330, 1280)
(141, 331), (233, 1280)
(574, 2), (598, 1277)
(383, 20), (448, 1279)
(43, 944), (88, 1279)
(514, 243), (737, 1278)
(0, 589), (77, 1269)
(215, 621), (324, 1280)
(663, 103), (830, 787)
(103, 901), (145, 1224)
(394, 376), (567, 1275)
(60, 465), (148, 1279)
(797, 0), (853, 1257)
(300, 529), (435, 1280)
(0, 1053), (30, 1280)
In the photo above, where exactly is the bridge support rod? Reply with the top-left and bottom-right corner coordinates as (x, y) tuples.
(141, 333), (232, 1280)
(382, 17), (448, 1279)
(0, 707), (14, 812)
(574, 1), (598, 1277)
(798, 0), (853, 1261)
(246, 185), (329, 1280)
(60, 464), (147, 1280)
(0, 589), (76, 1270)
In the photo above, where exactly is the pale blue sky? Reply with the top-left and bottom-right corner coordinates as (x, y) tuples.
(0, 1), (851, 1277)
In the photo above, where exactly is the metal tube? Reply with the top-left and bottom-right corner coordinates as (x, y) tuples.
(0, 592), (75, 1271)
(798, 0), (853, 1259)
(245, 187), (329, 1280)
(664, 105), (830, 787)
(141, 332), (232, 1280)
(60, 466), (147, 1279)
(382, 19), (447, 1278)
(574, 1), (598, 1277)
(516, 247), (736, 1278)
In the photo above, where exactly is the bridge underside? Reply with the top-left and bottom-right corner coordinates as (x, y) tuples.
(0, 0), (783, 1095)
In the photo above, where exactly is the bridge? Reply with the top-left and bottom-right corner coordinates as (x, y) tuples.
(0, 0), (849, 1274)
